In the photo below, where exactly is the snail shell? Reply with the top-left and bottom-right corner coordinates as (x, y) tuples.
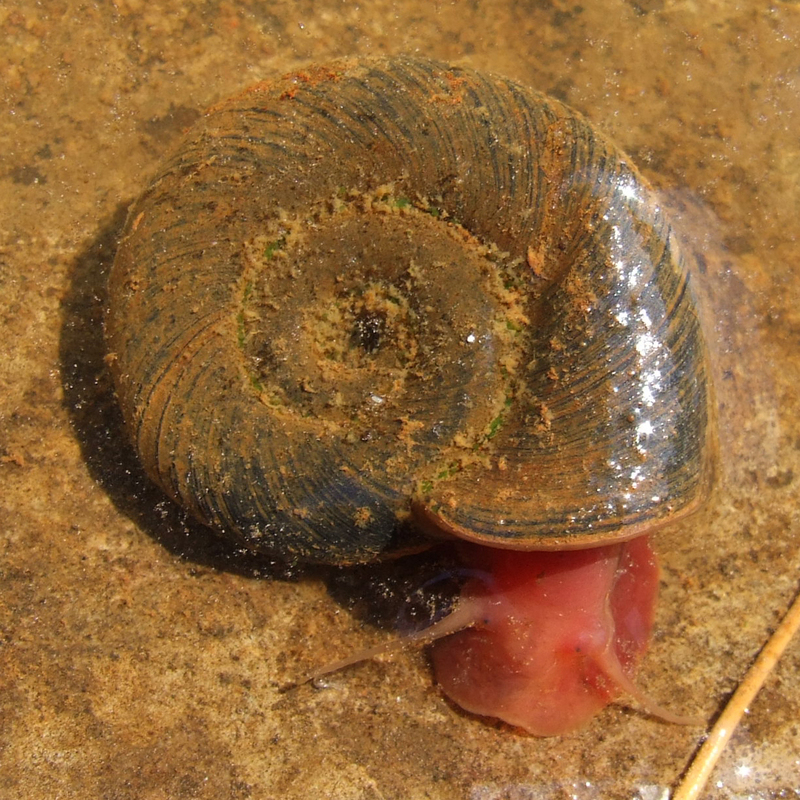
(106, 56), (713, 564)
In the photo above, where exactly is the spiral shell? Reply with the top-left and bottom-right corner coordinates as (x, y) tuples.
(106, 56), (713, 564)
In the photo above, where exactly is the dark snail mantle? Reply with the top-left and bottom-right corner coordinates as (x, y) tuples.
(106, 57), (714, 733)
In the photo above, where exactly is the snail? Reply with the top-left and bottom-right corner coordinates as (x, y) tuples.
(106, 56), (714, 735)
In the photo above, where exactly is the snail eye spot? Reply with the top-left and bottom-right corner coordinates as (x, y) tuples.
(352, 311), (386, 354)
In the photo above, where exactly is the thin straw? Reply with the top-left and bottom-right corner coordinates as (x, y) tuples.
(672, 582), (800, 800)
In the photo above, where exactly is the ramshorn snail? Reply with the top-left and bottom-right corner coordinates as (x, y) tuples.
(107, 56), (714, 735)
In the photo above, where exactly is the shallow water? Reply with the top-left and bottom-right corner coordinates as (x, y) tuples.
(2, 2), (799, 798)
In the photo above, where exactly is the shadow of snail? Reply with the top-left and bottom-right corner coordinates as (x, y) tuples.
(106, 56), (714, 736)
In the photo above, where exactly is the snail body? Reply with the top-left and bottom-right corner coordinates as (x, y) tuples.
(312, 536), (700, 736)
(429, 537), (704, 734)
(107, 57), (714, 733)
(432, 541), (657, 736)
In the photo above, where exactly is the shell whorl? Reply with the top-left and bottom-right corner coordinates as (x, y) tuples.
(106, 57), (713, 563)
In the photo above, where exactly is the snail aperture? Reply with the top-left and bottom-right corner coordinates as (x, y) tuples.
(107, 57), (713, 565)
